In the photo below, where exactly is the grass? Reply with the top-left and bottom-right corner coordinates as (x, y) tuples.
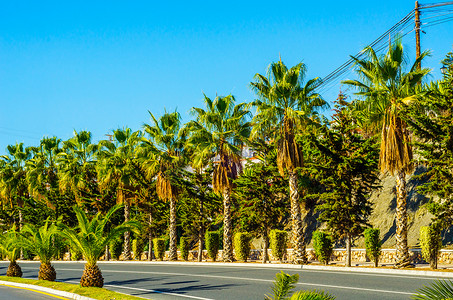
(0, 276), (148, 300)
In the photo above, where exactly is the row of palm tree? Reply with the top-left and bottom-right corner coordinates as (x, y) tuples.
(1, 40), (447, 270)
(0, 205), (138, 287)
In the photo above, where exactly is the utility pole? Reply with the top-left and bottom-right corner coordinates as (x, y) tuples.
(415, 0), (421, 70)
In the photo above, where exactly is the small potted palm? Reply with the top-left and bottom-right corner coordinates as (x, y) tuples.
(18, 218), (60, 281)
(58, 205), (140, 287)
(0, 229), (22, 277)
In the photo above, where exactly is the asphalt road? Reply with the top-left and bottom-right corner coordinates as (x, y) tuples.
(0, 261), (439, 300)
(0, 284), (68, 300)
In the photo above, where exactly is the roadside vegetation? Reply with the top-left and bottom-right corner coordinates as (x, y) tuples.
(0, 276), (147, 300)
(0, 42), (452, 298)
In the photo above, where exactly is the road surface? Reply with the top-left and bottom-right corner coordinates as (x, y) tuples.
(0, 284), (68, 300)
(0, 261), (438, 299)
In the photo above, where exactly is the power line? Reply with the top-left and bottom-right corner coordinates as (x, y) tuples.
(314, 1), (453, 96)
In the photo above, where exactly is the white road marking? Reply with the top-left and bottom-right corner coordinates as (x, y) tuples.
(30, 267), (415, 296)
(63, 280), (215, 300)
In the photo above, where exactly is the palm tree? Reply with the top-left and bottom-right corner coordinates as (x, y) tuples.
(26, 137), (65, 218)
(58, 205), (140, 287)
(97, 128), (141, 260)
(251, 59), (326, 263)
(140, 111), (186, 261)
(17, 219), (60, 281)
(188, 94), (251, 262)
(0, 229), (22, 277)
(57, 130), (98, 206)
(0, 143), (32, 259)
(342, 41), (430, 267)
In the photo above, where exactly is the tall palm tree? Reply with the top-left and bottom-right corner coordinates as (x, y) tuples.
(188, 94), (251, 262)
(58, 205), (140, 287)
(251, 59), (326, 264)
(342, 41), (430, 267)
(97, 128), (141, 260)
(18, 219), (60, 281)
(0, 143), (32, 259)
(57, 130), (98, 206)
(26, 137), (65, 219)
(140, 111), (186, 261)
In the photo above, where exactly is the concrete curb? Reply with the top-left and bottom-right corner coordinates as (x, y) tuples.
(16, 260), (453, 278)
(0, 280), (95, 300)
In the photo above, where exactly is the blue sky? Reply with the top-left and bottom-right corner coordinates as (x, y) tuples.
(0, 1), (451, 154)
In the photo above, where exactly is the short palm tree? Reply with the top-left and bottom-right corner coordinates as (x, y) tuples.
(188, 94), (251, 262)
(0, 229), (22, 277)
(342, 41), (430, 267)
(58, 205), (140, 287)
(251, 60), (326, 263)
(141, 111), (186, 261)
(97, 128), (141, 260)
(17, 219), (60, 281)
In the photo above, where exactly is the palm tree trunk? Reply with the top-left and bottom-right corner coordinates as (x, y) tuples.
(345, 233), (352, 267)
(395, 171), (410, 268)
(123, 202), (131, 260)
(19, 210), (24, 260)
(169, 197), (178, 261)
(222, 187), (234, 262)
(80, 264), (104, 287)
(289, 172), (306, 264)
(198, 198), (204, 262)
(263, 227), (269, 264)
(148, 208), (153, 261)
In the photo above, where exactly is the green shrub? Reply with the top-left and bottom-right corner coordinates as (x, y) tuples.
(132, 238), (145, 260)
(205, 231), (220, 262)
(413, 279), (453, 300)
(234, 232), (252, 262)
(153, 238), (165, 261)
(364, 228), (381, 267)
(312, 231), (333, 265)
(420, 225), (442, 269)
(180, 237), (190, 261)
(109, 237), (123, 260)
(270, 230), (287, 262)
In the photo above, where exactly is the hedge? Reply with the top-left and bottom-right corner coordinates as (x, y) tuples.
(270, 229), (287, 262)
(234, 232), (252, 262)
(312, 231), (333, 265)
(205, 231), (220, 262)
(364, 228), (381, 267)
(180, 237), (190, 261)
(153, 238), (166, 261)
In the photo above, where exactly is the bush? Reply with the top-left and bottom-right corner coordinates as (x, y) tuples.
(270, 230), (287, 262)
(153, 238), (165, 261)
(180, 237), (190, 261)
(420, 225), (442, 269)
(205, 231), (220, 262)
(364, 228), (381, 267)
(312, 231), (333, 265)
(132, 238), (145, 260)
(109, 237), (123, 260)
(234, 232), (252, 262)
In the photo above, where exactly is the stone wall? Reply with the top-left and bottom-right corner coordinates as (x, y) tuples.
(146, 248), (453, 265)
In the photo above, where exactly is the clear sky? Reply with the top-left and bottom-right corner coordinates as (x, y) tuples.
(0, 0), (451, 154)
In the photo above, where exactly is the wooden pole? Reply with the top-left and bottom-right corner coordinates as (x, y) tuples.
(415, 1), (421, 70)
